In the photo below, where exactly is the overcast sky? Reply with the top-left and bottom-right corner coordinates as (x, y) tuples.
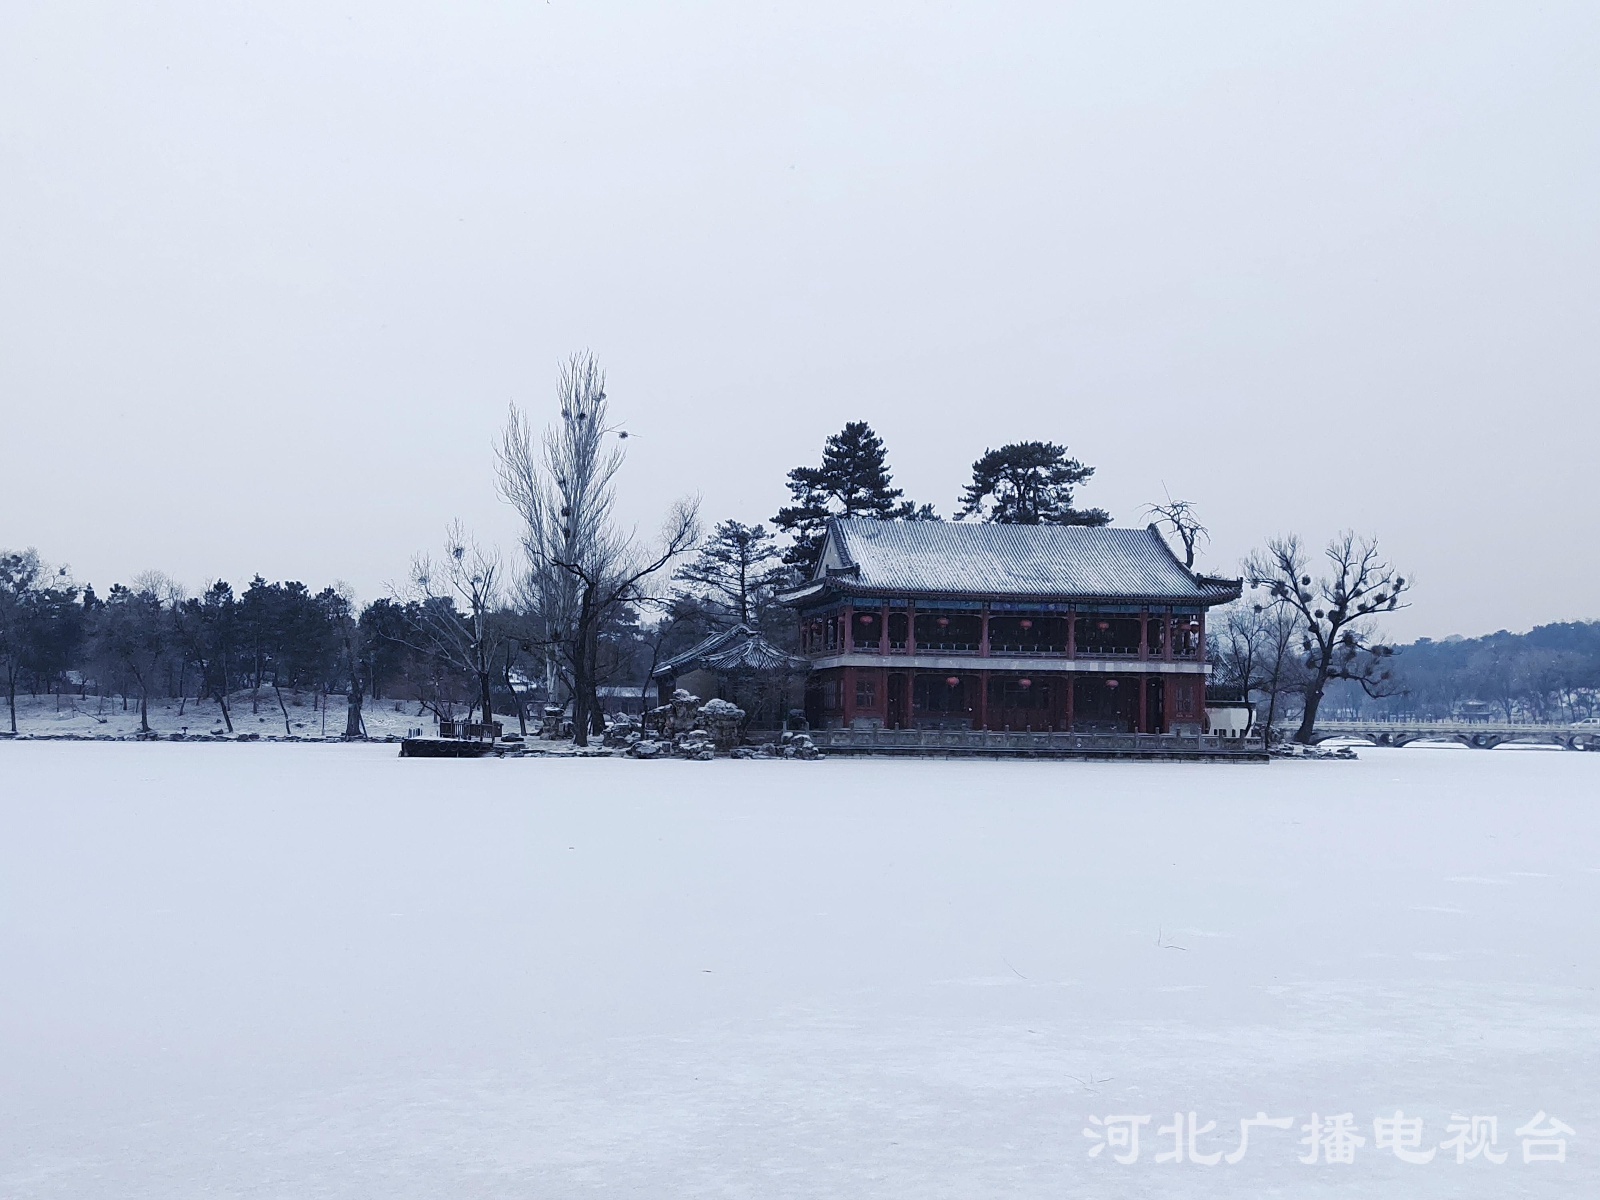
(3, 2), (1596, 639)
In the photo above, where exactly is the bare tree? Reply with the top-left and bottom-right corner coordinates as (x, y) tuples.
(405, 523), (507, 726)
(1254, 602), (1312, 738)
(1212, 597), (1309, 740)
(498, 630), (533, 736)
(568, 501), (699, 742)
(498, 351), (701, 745)
(497, 353), (620, 717)
(1246, 533), (1411, 742)
(1211, 602), (1268, 727)
(1144, 494), (1209, 569)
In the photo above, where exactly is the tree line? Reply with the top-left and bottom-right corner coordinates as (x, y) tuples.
(1210, 535), (1599, 733)
(0, 374), (1338, 744)
(1325, 622), (1600, 723)
(26, 351), (1577, 744)
(0, 553), (507, 736)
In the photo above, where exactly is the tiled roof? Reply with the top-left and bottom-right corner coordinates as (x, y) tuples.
(653, 624), (810, 677)
(789, 518), (1239, 603)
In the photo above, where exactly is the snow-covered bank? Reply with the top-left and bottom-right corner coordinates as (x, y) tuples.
(0, 691), (517, 741)
(0, 743), (1595, 1197)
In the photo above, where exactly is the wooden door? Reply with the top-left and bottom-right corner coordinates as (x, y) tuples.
(886, 673), (908, 729)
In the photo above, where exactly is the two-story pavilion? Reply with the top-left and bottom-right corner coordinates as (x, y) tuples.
(779, 518), (1241, 734)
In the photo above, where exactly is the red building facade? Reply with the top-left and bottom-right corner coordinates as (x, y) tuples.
(781, 519), (1240, 734)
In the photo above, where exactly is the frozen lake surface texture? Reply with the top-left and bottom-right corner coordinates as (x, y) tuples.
(1, 743), (1595, 1198)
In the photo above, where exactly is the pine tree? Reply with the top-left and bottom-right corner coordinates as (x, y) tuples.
(955, 441), (1110, 526)
(674, 520), (787, 626)
(0, 550), (82, 734)
(774, 422), (933, 570)
(87, 583), (171, 733)
(177, 581), (239, 732)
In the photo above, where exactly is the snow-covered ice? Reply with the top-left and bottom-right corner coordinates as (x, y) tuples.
(1, 742), (1596, 1197)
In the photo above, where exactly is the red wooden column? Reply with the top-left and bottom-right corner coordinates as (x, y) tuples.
(1138, 675), (1149, 733)
(1138, 606), (1149, 660)
(1164, 608), (1174, 661)
(879, 603), (889, 654)
(1066, 608), (1076, 658)
(977, 670), (989, 731)
(979, 603), (991, 657)
(906, 602), (917, 654)
(842, 666), (856, 728)
(1065, 673), (1075, 730)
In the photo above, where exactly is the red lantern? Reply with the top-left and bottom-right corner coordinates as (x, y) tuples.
(1019, 619), (1033, 630)
(859, 613), (874, 624)
(945, 676), (961, 688)
(1097, 620), (1110, 631)
(937, 616), (950, 628)
(1105, 678), (1120, 689)
(1018, 677), (1032, 689)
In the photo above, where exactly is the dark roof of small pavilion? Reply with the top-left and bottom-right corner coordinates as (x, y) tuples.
(779, 518), (1241, 605)
(652, 624), (810, 678)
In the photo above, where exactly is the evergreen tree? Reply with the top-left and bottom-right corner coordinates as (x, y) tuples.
(0, 550), (82, 733)
(177, 581), (239, 732)
(955, 441), (1110, 526)
(87, 583), (171, 734)
(357, 598), (419, 701)
(774, 421), (933, 570)
(673, 520), (788, 626)
(233, 576), (344, 729)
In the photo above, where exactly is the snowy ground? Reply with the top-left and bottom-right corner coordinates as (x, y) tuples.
(0, 744), (1595, 1198)
(1, 692), (511, 740)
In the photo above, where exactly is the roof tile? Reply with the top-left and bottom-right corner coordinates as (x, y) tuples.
(810, 519), (1237, 602)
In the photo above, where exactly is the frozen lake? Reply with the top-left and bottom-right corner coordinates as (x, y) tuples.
(1, 742), (1595, 1197)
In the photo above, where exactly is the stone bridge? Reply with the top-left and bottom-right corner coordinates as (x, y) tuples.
(1293, 720), (1600, 751)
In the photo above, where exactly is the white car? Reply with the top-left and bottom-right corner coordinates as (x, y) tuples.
(1575, 717), (1600, 727)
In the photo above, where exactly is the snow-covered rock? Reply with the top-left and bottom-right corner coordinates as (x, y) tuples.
(697, 698), (745, 752)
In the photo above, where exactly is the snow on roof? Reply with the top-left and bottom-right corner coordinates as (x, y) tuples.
(652, 624), (810, 678)
(788, 518), (1239, 603)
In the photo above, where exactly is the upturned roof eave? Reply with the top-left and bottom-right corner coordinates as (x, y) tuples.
(651, 623), (811, 677)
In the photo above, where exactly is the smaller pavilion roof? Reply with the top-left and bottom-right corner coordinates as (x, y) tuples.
(652, 624), (810, 678)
